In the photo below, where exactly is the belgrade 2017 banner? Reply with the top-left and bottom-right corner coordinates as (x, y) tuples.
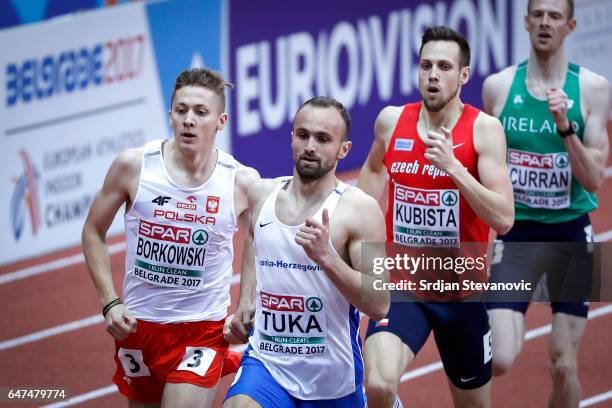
(0, 0), (222, 265)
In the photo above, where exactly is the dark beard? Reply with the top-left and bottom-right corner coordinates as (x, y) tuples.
(295, 158), (335, 181)
(422, 85), (459, 112)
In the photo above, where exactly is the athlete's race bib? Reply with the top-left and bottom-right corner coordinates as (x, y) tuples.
(132, 219), (209, 290)
(508, 149), (571, 209)
(393, 183), (460, 246)
(256, 291), (327, 357)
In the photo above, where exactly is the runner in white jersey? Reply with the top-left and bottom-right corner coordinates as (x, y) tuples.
(223, 97), (389, 408)
(122, 140), (238, 322)
(82, 68), (259, 408)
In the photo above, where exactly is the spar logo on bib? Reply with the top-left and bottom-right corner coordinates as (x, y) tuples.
(192, 230), (209, 245)
(508, 150), (554, 168)
(139, 220), (190, 244)
(396, 186), (440, 206)
(442, 191), (458, 206)
(306, 297), (323, 312)
(262, 292), (304, 311)
(555, 153), (569, 168)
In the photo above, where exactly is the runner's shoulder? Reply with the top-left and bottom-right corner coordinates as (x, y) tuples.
(336, 184), (385, 240)
(375, 105), (403, 142)
(473, 112), (505, 154)
(234, 161), (261, 193)
(247, 177), (287, 205)
(339, 184), (382, 215)
(111, 147), (143, 177)
(579, 68), (610, 105)
(484, 65), (517, 89)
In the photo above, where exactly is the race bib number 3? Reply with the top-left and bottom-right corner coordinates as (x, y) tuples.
(118, 348), (151, 377)
(508, 149), (571, 209)
(177, 347), (216, 377)
(393, 184), (460, 246)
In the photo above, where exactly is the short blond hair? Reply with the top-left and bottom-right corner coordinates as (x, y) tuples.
(527, 0), (574, 19)
(172, 68), (234, 109)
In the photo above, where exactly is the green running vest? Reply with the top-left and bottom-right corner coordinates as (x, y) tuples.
(498, 60), (597, 224)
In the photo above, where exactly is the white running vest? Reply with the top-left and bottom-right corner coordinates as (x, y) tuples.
(123, 139), (236, 323)
(248, 179), (363, 400)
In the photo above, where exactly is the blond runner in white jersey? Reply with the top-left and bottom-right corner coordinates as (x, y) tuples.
(122, 139), (238, 322)
(82, 68), (259, 408)
(223, 97), (389, 408)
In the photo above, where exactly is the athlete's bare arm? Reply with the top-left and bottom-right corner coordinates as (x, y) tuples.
(222, 163), (260, 344)
(227, 178), (275, 343)
(424, 115), (514, 235)
(226, 219), (255, 344)
(234, 163), (261, 217)
(357, 106), (401, 200)
(296, 187), (390, 321)
(482, 66), (516, 117)
(472, 114), (515, 233)
(82, 148), (141, 340)
(560, 70), (610, 191)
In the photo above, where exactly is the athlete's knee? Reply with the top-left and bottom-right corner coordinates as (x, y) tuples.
(461, 398), (490, 408)
(459, 398), (490, 408)
(365, 375), (397, 408)
(222, 395), (261, 408)
(549, 348), (578, 386)
(491, 352), (515, 377)
(488, 310), (523, 377)
(550, 360), (578, 387)
(450, 384), (491, 408)
(129, 400), (160, 408)
(491, 336), (520, 376)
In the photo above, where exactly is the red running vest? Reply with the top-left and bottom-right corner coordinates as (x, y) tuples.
(383, 102), (490, 246)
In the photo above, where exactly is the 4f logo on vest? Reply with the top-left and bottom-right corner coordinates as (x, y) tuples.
(152, 196), (171, 206)
(192, 230), (209, 245)
(442, 191), (458, 206)
(566, 99), (575, 109)
(513, 95), (524, 106)
(206, 196), (220, 214)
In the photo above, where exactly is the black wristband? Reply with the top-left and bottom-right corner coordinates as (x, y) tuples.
(557, 125), (575, 138)
(102, 298), (122, 317)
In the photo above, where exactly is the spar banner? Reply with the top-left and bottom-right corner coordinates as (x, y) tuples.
(0, 0), (222, 265)
(230, 0), (514, 177)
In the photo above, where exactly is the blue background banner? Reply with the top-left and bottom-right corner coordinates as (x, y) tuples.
(229, 0), (514, 177)
(0, 0), (115, 29)
(146, 0), (222, 119)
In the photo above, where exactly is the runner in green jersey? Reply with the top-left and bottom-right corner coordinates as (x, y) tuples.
(482, 0), (610, 407)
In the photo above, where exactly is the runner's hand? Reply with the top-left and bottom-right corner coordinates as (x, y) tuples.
(296, 208), (332, 265)
(225, 305), (254, 344)
(105, 304), (137, 341)
(423, 127), (459, 173)
(547, 88), (570, 131)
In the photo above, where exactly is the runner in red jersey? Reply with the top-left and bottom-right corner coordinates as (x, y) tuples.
(384, 102), (489, 244)
(359, 26), (514, 408)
